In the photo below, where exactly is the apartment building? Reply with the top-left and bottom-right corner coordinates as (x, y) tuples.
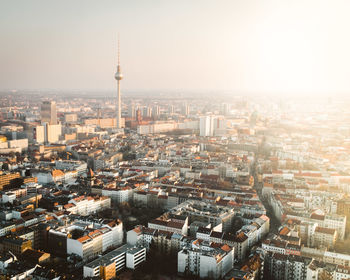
(83, 244), (146, 279)
(65, 195), (111, 216)
(312, 226), (337, 249)
(178, 240), (234, 279)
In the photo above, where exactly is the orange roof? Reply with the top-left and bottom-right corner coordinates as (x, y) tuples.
(221, 244), (231, 252)
(52, 169), (64, 178)
(279, 227), (290, 236)
(64, 203), (75, 209)
(77, 235), (91, 243)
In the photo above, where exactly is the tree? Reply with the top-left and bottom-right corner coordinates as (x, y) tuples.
(2, 163), (9, 170)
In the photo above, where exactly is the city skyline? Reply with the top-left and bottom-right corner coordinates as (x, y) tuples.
(2, 1), (350, 279)
(1, 0), (350, 96)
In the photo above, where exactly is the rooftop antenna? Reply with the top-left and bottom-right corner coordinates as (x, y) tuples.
(118, 33), (120, 66)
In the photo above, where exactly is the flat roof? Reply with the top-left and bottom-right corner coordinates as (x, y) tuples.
(84, 245), (145, 268)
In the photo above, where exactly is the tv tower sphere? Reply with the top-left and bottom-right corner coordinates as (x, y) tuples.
(115, 66), (123, 80)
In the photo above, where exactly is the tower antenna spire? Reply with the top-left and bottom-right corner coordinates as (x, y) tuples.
(118, 33), (120, 66)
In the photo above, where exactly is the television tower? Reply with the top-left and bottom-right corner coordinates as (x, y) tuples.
(115, 35), (123, 129)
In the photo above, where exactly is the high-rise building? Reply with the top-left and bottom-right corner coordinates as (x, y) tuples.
(221, 103), (230, 116)
(182, 104), (190, 117)
(41, 101), (57, 125)
(114, 38), (124, 129)
(152, 105), (160, 119)
(34, 124), (61, 144)
(200, 115), (217, 137)
(168, 105), (175, 115)
(142, 106), (152, 118)
(33, 125), (45, 144)
(128, 104), (135, 118)
(45, 123), (62, 143)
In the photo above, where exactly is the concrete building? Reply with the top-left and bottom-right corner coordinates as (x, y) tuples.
(2, 236), (32, 256)
(200, 115), (215, 137)
(137, 121), (177, 134)
(48, 219), (123, 261)
(64, 113), (77, 123)
(102, 187), (133, 204)
(65, 196), (111, 216)
(41, 101), (57, 125)
(34, 123), (62, 143)
(83, 244), (146, 279)
(263, 252), (312, 280)
(148, 216), (188, 236)
(170, 200), (235, 232)
(45, 123), (61, 143)
(178, 240), (234, 279)
(312, 226), (337, 249)
(33, 125), (45, 144)
(334, 265), (350, 280)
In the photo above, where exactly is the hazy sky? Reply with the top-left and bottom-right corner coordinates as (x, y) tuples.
(1, 0), (350, 95)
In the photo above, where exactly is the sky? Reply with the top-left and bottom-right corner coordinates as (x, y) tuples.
(1, 0), (350, 95)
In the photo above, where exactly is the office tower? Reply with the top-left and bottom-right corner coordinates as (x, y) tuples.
(221, 103), (230, 116)
(153, 105), (160, 118)
(33, 125), (45, 144)
(114, 37), (123, 129)
(182, 104), (190, 116)
(142, 106), (152, 118)
(33, 123), (61, 144)
(200, 115), (217, 137)
(128, 104), (135, 118)
(168, 105), (174, 115)
(41, 101), (57, 125)
(45, 123), (62, 143)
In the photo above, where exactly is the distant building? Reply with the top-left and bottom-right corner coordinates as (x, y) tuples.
(45, 123), (61, 143)
(128, 104), (135, 118)
(181, 104), (190, 116)
(142, 106), (152, 118)
(84, 118), (124, 129)
(168, 105), (175, 115)
(33, 124), (61, 144)
(64, 113), (77, 123)
(199, 115), (226, 136)
(200, 115), (216, 137)
(153, 105), (160, 118)
(41, 101), (57, 125)
(33, 125), (45, 144)
(137, 122), (177, 134)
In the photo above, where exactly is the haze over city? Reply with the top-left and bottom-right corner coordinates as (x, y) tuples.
(1, 0), (350, 95)
(1, 1), (350, 280)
